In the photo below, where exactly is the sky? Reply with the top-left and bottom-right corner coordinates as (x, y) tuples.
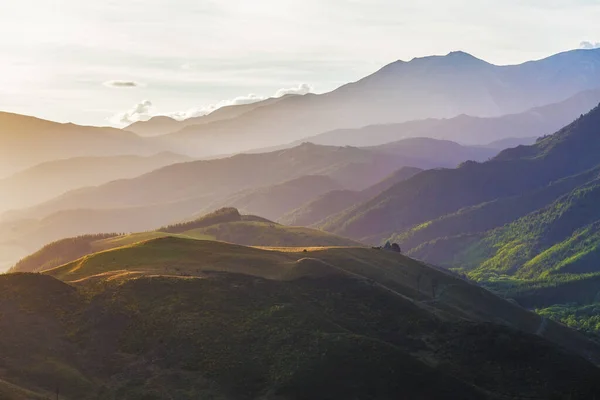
(0, 0), (599, 127)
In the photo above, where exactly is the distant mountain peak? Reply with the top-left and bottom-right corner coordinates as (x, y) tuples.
(446, 50), (475, 57)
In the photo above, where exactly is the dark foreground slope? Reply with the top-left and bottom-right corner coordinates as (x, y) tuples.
(2, 238), (600, 399)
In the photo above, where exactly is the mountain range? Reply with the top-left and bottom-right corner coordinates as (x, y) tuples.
(0, 112), (162, 178)
(300, 88), (600, 147)
(4, 47), (600, 399)
(130, 49), (600, 157)
(0, 152), (191, 213)
(318, 102), (600, 332)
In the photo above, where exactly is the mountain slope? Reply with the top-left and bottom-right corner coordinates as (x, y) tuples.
(279, 167), (423, 227)
(318, 103), (600, 334)
(158, 49), (600, 156)
(8, 239), (600, 399)
(322, 103), (600, 242)
(300, 88), (600, 147)
(3, 139), (490, 224)
(0, 138), (491, 272)
(0, 152), (191, 213)
(0, 112), (161, 178)
(205, 175), (343, 221)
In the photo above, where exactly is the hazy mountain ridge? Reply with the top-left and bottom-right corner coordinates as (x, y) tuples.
(126, 95), (293, 136)
(0, 111), (163, 178)
(322, 103), (600, 242)
(279, 167), (423, 227)
(0, 152), (191, 213)
(299, 88), (600, 147)
(0, 138), (501, 272)
(148, 49), (600, 156)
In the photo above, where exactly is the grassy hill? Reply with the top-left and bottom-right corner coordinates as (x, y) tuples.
(2, 237), (600, 398)
(10, 208), (360, 274)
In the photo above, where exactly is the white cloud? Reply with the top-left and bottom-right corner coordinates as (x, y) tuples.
(165, 84), (314, 121)
(580, 41), (600, 49)
(110, 100), (153, 125)
(274, 83), (314, 97)
(103, 80), (143, 88)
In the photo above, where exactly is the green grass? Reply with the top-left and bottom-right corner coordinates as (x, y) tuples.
(11, 208), (360, 275)
(538, 303), (600, 336)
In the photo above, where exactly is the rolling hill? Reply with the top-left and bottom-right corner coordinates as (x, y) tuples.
(299, 88), (600, 147)
(155, 49), (600, 156)
(9, 208), (361, 274)
(0, 111), (162, 178)
(2, 237), (600, 398)
(0, 152), (191, 213)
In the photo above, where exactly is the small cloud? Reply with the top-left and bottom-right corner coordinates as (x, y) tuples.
(113, 84), (316, 124)
(275, 83), (314, 97)
(167, 84), (314, 121)
(103, 80), (142, 88)
(580, 41), (600, 50)
(110, 100), (153, 126)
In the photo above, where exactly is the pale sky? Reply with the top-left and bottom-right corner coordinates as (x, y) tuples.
(0, 0), (599, 127)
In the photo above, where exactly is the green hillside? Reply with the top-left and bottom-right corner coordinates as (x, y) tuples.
(321, 104), (600, 334)
(10, 208), (360, 274)
(2, 237), (600, 399)
(323, 103), (600, 242)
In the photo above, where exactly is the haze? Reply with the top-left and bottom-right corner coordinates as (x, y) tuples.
(1, 0), (599, 126)
(3, 2), (600, 398)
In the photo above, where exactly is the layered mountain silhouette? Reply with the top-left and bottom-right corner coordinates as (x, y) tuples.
(320, 103), (600, 321)
(0, 112), (163, 177)
(280, 167), (423, 227)
(139, 49), (600, 156)
(0, 152), (190, 213)
(299, 88), (600, 147)
(4, 45), (600, 400)
(0, 139), (496, 272)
